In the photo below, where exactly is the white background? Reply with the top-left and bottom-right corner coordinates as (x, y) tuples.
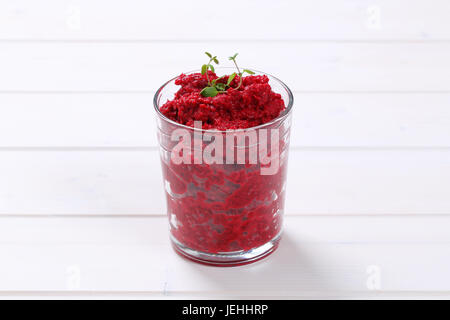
(1, 0), (450, 299)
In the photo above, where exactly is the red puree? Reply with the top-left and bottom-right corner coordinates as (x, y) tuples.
(159, 71), (288, 254)
(160, 72), (285, 130)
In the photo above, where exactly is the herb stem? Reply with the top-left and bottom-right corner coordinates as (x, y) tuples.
(205, 57), (213, 86)
(231, 59), (243, 90)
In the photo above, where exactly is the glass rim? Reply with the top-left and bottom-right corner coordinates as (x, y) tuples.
(153, 67), (294, 133)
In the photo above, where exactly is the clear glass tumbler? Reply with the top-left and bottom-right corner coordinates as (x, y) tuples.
(154, 69), (293, 266)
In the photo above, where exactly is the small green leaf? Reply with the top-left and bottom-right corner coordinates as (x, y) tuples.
(200, 86), (219, 97)
(243, 69), (255, 75)
(229, 53), (238, 61)
(205, 52), (212, 58)
(213, 58), (219, 64)
(201, 64), (208, 75)
(208, 64), (215, 73)
(212, 75), (225, 85)
(216, 83), (226, 91)
(227, 73), (236, 86)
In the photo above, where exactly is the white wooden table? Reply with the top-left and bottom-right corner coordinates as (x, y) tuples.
(1, 0), (450, 299)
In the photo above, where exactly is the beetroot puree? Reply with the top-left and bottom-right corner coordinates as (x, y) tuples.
(159, 71), (289, 254)
(160, 72), (285, 130)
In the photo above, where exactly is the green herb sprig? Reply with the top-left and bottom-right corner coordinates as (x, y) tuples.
(228, 53), (255, 90)
(200, 52), (255, 97)
(201, 52), (219, 86)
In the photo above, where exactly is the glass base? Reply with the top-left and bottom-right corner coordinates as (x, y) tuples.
(170, 232), (282, 267)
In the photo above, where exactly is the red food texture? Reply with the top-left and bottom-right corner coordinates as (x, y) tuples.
(159, 71), (289, 254)
(160, 72), (285, 130)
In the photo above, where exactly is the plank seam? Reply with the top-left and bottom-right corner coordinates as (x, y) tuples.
(0, 290), (449, 297)
(1, 39), (450, 44)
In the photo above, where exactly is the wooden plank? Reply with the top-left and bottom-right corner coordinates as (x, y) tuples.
(0, 215), (449, 297)
(0, 94), (155, 147)
(1, 42), (450, 92)
(0, 150), (166, 215)
(0, 0), (449, 41)
(1, 93), (450, 148)
(0, 149), (449, 215)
